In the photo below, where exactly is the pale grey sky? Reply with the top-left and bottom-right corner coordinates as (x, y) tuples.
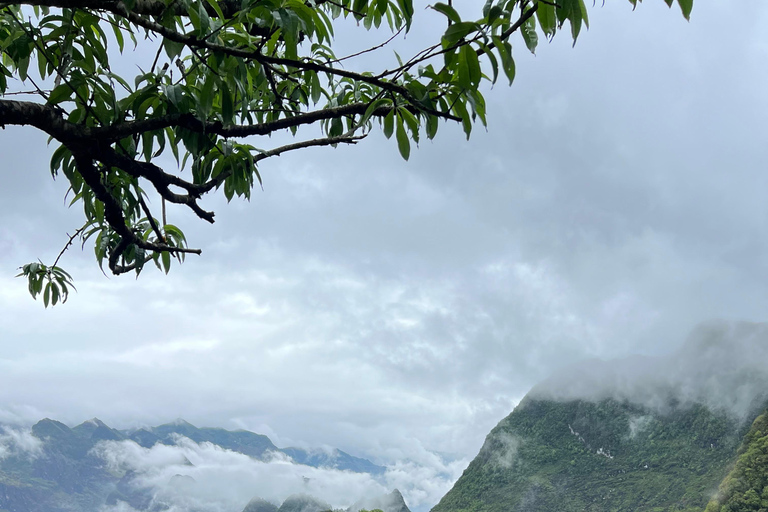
(1, 1), (768, 510)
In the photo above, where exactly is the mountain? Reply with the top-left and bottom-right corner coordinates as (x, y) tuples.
(138, 419), (279, 459)
(243, 497), (280, 512)
(348, 489), (411, 512)
(1, 418), (121, 511)
(121, 420), (386, 474)
(282, 447), (387, 475)
(277, 493), (332, 512)
(0, 418), (385, 512)
(704, 409), (768, 512)
(433, 321), (768, 512)
(433, 397), (749, 512)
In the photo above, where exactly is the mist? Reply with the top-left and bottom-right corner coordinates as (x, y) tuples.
(90, 436), (465, 512)
(0, 426), (42, 460)
(530, 321), (768, 419)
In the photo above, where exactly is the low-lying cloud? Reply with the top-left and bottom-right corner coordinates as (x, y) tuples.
(92, 435), (466, 512)
(0, 426), (43, 460)
(530, 321), (768, 419)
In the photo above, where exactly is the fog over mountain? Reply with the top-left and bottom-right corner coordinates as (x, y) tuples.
(531, 321), (768, 419)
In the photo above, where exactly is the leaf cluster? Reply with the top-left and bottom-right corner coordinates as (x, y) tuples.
(0, 0), (693, 303)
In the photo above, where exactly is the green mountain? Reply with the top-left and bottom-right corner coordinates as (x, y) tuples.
(433, 397), (750, 512)
(433, 322), (768, 512)
(704, 410), (768, 512)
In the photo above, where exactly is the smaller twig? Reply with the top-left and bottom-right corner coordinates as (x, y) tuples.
(254, 132), (367, 163)
(136, 187), (165, 242)
(327, 27), (404, 65)
(52, 225), (86, 269)
(149, 39), (164, 74)
(1, 89), (50, 96)
(323, 0), (366, 17)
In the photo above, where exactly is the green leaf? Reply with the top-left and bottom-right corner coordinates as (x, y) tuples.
(457, 45), (471, 89)
(164, 38), (185, 61)
(521, 16), (538, 54)
(47, 83), (75, 105)
(536, 0), (557, 37)
(43, 281), (51, 308)
(383, 109), (395, 139)
(395, 115), (410, 160)
(51, 283), (60, 306)
(425, 114), (438, 140)
(198, 77), (215, 118)
(463, 44), (481, 87)
(432, 3), (461, 24)
(204, 0), (225, 19)
(442, 22), (479, 48)
(493, 37), (516, 85)
(677, 0), (693, 20)
(221, 85), (234, 125)
(161, 251), (171, 274)
(362, 97), (391, 126)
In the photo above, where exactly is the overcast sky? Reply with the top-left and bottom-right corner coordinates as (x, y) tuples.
(2, 1), (768, 509)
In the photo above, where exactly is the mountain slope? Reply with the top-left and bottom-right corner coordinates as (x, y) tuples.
(704, 410), (768, 512)
(143, 419), (279, 459)
(433, 321), (768, 512)
(433, 397), (749, 512)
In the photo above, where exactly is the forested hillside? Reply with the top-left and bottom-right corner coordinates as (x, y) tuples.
(433, 397), (762, 512)
(704, 411), (768, 512)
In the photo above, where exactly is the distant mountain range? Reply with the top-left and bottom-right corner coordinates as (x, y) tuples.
(0, 417), (387, 512)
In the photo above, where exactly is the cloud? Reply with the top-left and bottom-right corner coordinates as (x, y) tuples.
(0, 426), (43, 460)
(530, 321), (768, 420)
(91, 436), (462, 512)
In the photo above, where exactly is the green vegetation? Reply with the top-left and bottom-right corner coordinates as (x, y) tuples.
(705, 411), (768, 512)
(433, 398), (751, 512)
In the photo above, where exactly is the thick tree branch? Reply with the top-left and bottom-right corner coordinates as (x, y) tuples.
(90, 103), (402, 141)
(0, 98), (87, 145)
(74, 153), (202, 274)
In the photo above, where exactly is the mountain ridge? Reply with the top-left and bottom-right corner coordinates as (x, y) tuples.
(0, 417), (387, 512)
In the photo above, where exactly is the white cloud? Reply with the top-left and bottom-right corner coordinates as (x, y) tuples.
(91, 436), (461, 512)
(0, 426), (43, 460)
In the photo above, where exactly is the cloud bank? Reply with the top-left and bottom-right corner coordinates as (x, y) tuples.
(530, 321), (768, 419)
(92, 436), (464, 512)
